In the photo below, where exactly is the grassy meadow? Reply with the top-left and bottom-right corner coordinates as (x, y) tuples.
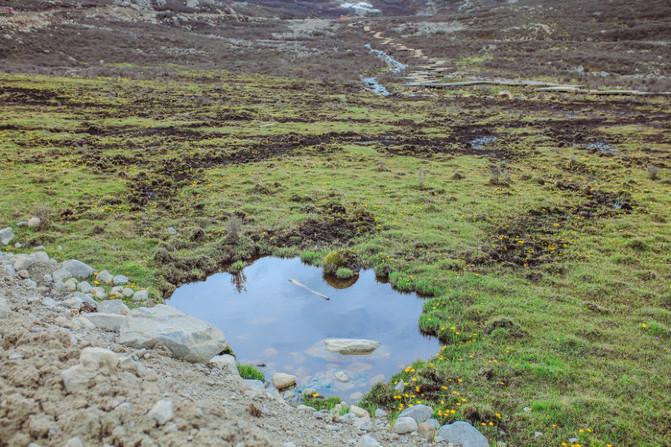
(1, 70), (670, 446)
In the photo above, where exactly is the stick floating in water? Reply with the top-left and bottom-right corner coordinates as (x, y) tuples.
(289, 279), (330, 301)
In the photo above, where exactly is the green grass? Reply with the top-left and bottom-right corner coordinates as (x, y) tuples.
(237, 364), (265, 381)
(1, 70), (670, 446)
(302, 392), (342, 411)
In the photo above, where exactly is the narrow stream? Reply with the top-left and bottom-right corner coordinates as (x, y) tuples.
(167, 257), (439, 401)
(361, 43), (407, 95)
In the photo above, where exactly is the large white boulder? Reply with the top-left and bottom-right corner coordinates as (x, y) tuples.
(436, 421), (489, 447)
(118, 305), (229, 363)
(323, 338), (381, 355)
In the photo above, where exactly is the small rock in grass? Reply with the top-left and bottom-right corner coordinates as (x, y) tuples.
(0, 227), (14, 245)
(96, 270), (114, 284)
(147, 399), (173, 425)
(393, 416), (418, 434)
(27, 217), (41, 228)
(122, 287), (134, 298)
(272, 372), (297, 390)
(78, 281), (93, 293)
(394, 381), (405, 392)
(133, 289), (149, 301)
(91, 287), (107, 299)
(399, 404), (433, 423)
(113, 275), (129, 285)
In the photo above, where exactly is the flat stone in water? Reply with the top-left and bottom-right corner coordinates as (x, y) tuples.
(167, 257), (439, 399)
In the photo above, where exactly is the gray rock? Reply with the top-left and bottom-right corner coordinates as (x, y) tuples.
(418, 421), (436, 441)
(119, 305), (229, 363)
(426, 418), (440, 428)
(91, 287), (107, 300)
(96, 270), (114, 284)
(272, 372), (297, 390)
(399, 404), (433, 423)
(208, 354), (239, 376)
(110, 286), (124, 298)
(41, 297), (57, 308)
(323, 338), (381, 355)
(113, 274), (129, 285)
(97, 299), (130, 315)
(133, 289), (149, 301)
(0, 227), (14, 245)
(147, 399), (173, 425)
(335, 370), (350, 382)
(63, 293), (97, 310)
(436, 421), (489, 447)
(18, 269), (30, 279)
(63, 278), (78, 293)
(52, 268), (73, 283)
(27, 217), (41, 228)
(0, 295), (10, 318)
(77, 281), (93, 293)
(79, 347), (121, 369)
(394, 380), (405, 392)
(244, 379), (265, 389)
(350, 405), (369, 419)
(393, 416), (418, 434)
(62, 260), (94, 279)
(82, 313), (126, 331)
(358, 435), (381, 447)
(374, 408), (387, 418)
(122, 287), (134, 298)
(63, 437), (84, 447)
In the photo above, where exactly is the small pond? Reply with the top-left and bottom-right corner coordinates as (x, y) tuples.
(168, 257), (439, 401)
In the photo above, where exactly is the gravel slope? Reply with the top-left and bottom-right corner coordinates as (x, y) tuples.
(0, 250), (430, 447)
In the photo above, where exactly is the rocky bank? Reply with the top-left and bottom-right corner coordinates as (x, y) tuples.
(0, 241), (488, 447)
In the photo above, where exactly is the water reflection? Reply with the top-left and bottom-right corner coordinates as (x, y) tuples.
(168, 257), (439, 400)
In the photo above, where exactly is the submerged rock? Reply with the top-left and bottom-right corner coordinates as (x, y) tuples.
(118, 305), (229, 363)
(323, 338), (381, 355)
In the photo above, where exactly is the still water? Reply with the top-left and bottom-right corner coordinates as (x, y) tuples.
(168, 257), (439, 401)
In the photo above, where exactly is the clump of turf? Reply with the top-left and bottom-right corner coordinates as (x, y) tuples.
(237, 364), (264, 381)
